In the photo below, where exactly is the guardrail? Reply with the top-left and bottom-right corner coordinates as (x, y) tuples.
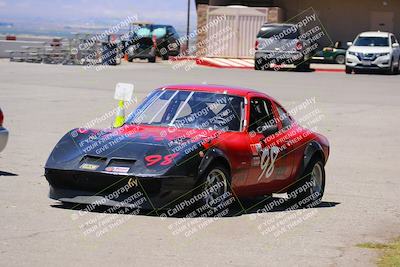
(6, 34), (105, 65)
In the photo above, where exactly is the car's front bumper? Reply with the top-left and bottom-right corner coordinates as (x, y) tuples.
(0, 127), (9, 152)
(45, 168), (196, 210)
(346, 54), (391, 69)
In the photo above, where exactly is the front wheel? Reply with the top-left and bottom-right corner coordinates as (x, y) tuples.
(288, 158), (325, 208)
(397, 58), (400, 74)
(195, 165), (230, 212)
(345, 66), (352, 74)
(388, 58), (397, 74)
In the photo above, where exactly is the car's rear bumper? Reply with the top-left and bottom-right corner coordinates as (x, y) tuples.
(128, 48), (155, 60)
(45, 168), (196, 209)
(129, 54), (155, 60)
(255, 51), (305, 65)
(0, 127), (9, 153)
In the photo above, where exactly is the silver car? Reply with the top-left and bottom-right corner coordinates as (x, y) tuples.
(0, 108), (8, 152)
(254, 23), (312, 71)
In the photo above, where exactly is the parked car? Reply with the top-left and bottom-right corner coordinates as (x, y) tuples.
(345, 31), (400, 74)
(312, 41), (347, 64)
(45, 84), (329, 212)
(126, 31), (156, 63)
(126, 23), (180, 62)
(254, 23), (313, 71)
(0, 108), (9, 153)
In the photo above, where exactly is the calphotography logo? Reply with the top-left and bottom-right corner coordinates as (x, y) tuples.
(257, 145), (280, 181)
(127, 178), (138, 188)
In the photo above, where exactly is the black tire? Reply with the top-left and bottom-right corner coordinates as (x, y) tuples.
(334, 54), (345, 65)
(148, 57), (156, 63)
(288, 158), (325, 208)
(345, 66), (352, 74)
(295, 61), (310, 71)
(161, 54), (169, 60)
(397, 58), (400, 74)
(255, 59), (266, 70)
(388, 58), (396, 75)
(128, 57), (133, 62)
(194, 164), (231, 214)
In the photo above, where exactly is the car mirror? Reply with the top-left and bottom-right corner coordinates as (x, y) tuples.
(346, 41), (353, 47)
(393, 43), (399, 48)
(260, 124), (278, 137)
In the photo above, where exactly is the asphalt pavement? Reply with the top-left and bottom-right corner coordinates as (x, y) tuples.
(0, 59), (399, 266)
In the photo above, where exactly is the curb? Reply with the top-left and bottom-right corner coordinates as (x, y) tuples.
(169, 57), (345, 72)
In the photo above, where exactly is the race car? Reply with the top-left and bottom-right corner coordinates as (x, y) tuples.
(45, 84), (329, 212)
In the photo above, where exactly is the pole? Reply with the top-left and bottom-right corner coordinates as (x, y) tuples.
(186, 0), (190, 55)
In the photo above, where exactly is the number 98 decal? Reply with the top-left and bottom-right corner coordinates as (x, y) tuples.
(145, 153), (179, 167)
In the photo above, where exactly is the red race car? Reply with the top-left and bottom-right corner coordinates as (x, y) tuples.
(45, 84), (329, 213)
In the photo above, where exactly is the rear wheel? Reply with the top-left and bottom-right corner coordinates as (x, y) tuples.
(255, 59), (264, 71)
(161, 54), (169, 60)
(288, 158), (325, 208)
(334, 54), (345, 64)
(296, 61), (310, 71)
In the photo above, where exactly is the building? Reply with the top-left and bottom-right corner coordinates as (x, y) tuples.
(195, 0), (400, 58)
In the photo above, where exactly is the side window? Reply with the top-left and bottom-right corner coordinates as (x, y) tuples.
(391, 36), (396, 45)
(275, 104), (292, 129)
(167, 26), (178, 37)
(249, 98), (276, 133)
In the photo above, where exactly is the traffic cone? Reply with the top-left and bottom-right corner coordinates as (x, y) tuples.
(113, 100), (125, 128)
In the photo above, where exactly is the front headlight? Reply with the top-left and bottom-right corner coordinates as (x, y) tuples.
(376, 53), (390, 57)
(348, 51), (358, 56)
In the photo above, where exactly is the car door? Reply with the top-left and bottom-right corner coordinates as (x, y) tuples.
(166, 26), (180, 54)
(390, 35), (400, 62)
(245, 97), (294, 194)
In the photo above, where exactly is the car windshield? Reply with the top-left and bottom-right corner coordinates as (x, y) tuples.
(257, 25), (299, 39)
(130, 24), (168, 37)
(127, 89), (245, 132)
(354, 36), (389, 47)
(150, 25), (168, 30)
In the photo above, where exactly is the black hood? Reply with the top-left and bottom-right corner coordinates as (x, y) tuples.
(45, 126), (209, 177)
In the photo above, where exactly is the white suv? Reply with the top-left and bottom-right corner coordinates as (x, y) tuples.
(345, 31), (400, 74)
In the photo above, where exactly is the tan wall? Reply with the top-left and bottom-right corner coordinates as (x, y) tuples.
(196, 4), (209, 57)
(277, 0), (400, 43)
(195, 5), (284, 57)
(268, 7), (284, 23)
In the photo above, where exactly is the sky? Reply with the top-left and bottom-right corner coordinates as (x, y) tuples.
(0, 0), (197, 32)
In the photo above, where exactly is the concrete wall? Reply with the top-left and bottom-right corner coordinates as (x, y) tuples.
(276, 0), (400, 43)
